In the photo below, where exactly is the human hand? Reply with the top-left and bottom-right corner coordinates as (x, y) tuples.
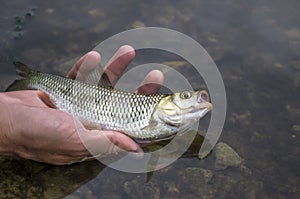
(0, 45), (164, 165)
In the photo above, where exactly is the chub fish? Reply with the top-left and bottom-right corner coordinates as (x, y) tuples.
(7, 62), (212, 142)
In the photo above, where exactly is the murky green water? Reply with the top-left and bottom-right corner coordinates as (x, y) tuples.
(0, 0), (299, 198)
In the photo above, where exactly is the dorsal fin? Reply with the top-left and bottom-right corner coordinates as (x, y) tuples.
(13, 61), (32, 77)
(98, 71), (113, 88)
(84, 66), (113, 88)
(6, 62), (33, 91)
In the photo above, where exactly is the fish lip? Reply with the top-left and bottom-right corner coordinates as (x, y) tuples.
(199, 107), (210, 118)
(197, 107), (211, 118)
(205, 102), (213, 111)
(189, 101), (213, 118)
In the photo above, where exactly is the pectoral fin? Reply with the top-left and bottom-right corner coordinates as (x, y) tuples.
(141, 120), (158, 132)
(37, 91), (56, 108)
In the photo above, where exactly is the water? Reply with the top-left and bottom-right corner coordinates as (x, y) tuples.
(0, 0), (299, 198)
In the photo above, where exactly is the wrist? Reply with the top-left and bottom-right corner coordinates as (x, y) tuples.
(0, 92), (14, 155)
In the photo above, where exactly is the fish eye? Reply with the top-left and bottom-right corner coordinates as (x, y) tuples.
(180, 91), (192, 99)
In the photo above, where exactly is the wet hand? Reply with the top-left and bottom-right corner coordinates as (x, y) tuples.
(0, 45), (164, 165)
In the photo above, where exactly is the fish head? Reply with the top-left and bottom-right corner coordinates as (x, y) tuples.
(155, 90), (212, 128)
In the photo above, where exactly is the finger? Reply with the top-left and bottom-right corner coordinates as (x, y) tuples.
(105, 131), (143, 153)
(136, 70), (164, 95)
(66, 51), (101, 80)
(79, 129), (143, 156)
(104, 45), (135, 86)
(64, 130), (144, 165)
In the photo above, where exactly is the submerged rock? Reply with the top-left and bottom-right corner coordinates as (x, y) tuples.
(214, 142), (244, 171)
(124, 179), (160, 199)
(178, 167), (214, 197)
(180, 167), (213, 184)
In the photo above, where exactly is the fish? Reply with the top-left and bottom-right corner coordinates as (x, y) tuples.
(6, 62), (213, 141)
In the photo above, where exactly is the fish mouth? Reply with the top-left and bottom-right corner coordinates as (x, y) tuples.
(195, 90), (213, 118)
(188, 101), (212, 118)
(190, 102), (212, 117)
(198, 105), (212, 118)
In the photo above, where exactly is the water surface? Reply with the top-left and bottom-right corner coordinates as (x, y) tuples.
(0, 0), (299, 198)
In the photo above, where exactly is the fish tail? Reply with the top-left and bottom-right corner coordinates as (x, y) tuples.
(5, 62), (33, 91)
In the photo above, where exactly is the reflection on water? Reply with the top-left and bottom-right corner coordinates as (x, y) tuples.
(0, 0), (299, 198)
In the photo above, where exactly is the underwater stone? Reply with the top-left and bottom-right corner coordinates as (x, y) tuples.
(14, 15), (25, 24)
(25, 10), (35, 17)
(214, 142), (243, 170)
(13, 31), (24, 40)
(178, 167), (214, 196)
(124, 179), (160, 199)
(180, 167), (213, 184)
(14, 25), (23, 31)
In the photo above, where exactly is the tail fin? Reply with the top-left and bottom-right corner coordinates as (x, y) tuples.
(13, 61), (32, 77)
(5, 62), (32, 92)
